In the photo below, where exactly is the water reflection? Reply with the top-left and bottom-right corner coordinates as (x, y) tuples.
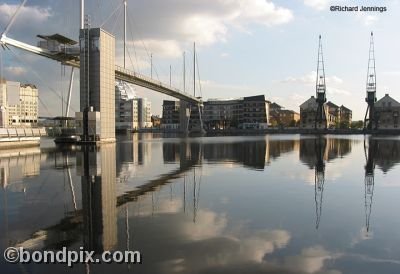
(2, 135), (400, 274)
(77, 144), (117, 253)
(163, 138), (298, 170)
(299, 137), (354, 229)
(0, 147), (41, 189)
(364, 137), (376, 238)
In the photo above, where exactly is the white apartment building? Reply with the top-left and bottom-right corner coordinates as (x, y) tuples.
(0, 79), (39, 128)
(115, 81), (139, 130)
(137, 98), (152, 128)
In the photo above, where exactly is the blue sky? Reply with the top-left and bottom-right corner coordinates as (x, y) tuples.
(0, 0), (399, 119)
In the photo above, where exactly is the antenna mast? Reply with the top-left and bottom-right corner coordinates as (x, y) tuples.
(364, 32), (377, 130)
(315, 35), (327, 129)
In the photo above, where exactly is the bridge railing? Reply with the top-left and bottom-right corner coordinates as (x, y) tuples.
(115, 65), (200, 102)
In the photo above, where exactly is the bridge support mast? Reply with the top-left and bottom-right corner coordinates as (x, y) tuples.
(78, 23), (116, 143)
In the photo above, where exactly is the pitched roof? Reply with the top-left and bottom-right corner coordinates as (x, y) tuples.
(300, 96), (318, 110)
(270, 102), (282, 109)
(326, 101), (339, 109)
(375, 94), (400, 108)
(340, 105), (351, 112)
(281, 109), (299, 115)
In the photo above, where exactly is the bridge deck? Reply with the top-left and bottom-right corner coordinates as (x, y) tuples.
(115, 66), (200, 103)
(1, 35), (201, 104)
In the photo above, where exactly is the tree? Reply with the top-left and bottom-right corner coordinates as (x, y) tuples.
(351, 120), (364, 129)
(289, 120), (297, 127)
(339, 121), (350, 129)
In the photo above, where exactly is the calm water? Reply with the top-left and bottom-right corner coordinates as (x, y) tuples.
(1, 134), (400, 274)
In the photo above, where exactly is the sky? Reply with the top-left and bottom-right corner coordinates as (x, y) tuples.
(0, 0), (399, 120)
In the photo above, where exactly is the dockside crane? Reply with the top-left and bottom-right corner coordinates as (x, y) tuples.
(364, 32), (377, 130)
(315, 35), (327, 129)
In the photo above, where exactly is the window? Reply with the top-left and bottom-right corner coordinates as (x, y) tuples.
(91, 38), (100, 51)
(80, 38), (86, 52)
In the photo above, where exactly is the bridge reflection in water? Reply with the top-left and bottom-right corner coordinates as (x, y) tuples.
(1, 135), (400, 273)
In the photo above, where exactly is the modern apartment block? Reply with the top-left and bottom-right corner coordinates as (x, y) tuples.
(77, 27), (115, 142)
(0, 79), (38, 128)
(202, 95), (269, 130)
(242, 95), (269, 129)
(203, 98), (242, 129)
(137, 98), (152, 128)
(162, 100), (180, 129)
(115, 81), (138, 130)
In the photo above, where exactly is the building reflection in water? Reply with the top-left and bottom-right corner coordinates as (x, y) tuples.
(77, 144), (117, 253)
(0, 147), (41, 248)
(163, 137), (298, 170)
(372, 138), (400, 173)
(0, 147), (41, 189)
(361, 137), (400, 237)
(299, 137), (353, 229)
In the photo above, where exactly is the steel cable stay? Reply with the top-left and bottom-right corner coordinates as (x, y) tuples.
(8, 49), (72, 116)
(127, 15), (161, 82)
(99, 0), (124, 29)
(2, 48), (52, 116)
(8, 46), (78, 114)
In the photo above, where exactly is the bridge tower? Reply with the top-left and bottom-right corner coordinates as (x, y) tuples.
(315, 35), (327, 129)
(77, 17), (116, 143)
(364, 32), (377, 130)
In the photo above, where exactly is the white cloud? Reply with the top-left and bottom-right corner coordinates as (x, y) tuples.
(327, 87), (351, 96)
(130, 39), (182, 59)
(282, 71), (343, 86)
(235, 0), (294, 27)
(282, 71), (316, 84)
(3, 66), (26, 76)
(182, 0), (293, 45)
(284, 245), (342, 273)
(123, 0), (293, 48)
(304, 0), (331, 11)
(363, 15), (379, 26)
(181, 210), (227, 241)
(0, 4), (52, 27)
(382, 70), (400, 76)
